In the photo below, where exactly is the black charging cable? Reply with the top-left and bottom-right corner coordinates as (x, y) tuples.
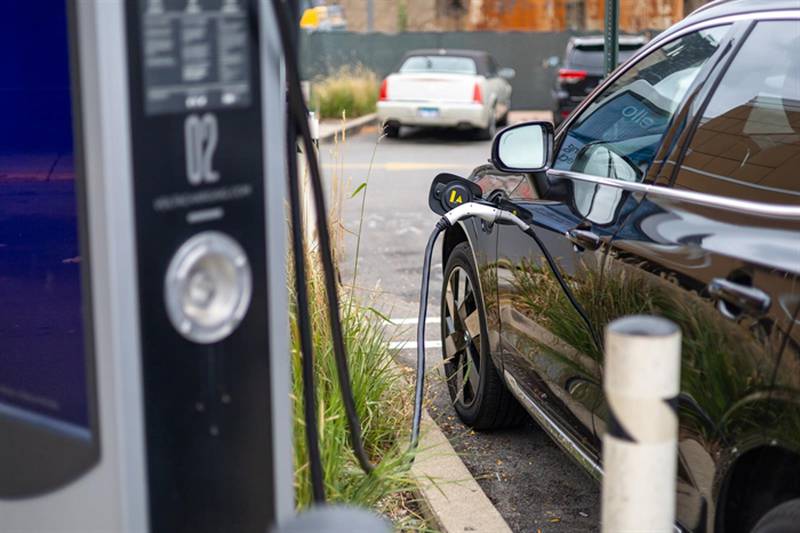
(279, 0), (326, 503)
(411, 208), (600, 444)
(287, 139), (326, 503)
(270, 0), (376, 475)
(411, 219), (449, 444)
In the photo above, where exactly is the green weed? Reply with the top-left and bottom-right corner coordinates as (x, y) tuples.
(290, 130), (430, 529)
(311, 66), (379, 119)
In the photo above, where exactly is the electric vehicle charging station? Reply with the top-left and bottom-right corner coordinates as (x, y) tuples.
(1, 1), (294, 531)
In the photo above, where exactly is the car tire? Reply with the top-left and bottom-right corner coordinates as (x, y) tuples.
(384, 123), (400, 138)
(476, 108), (497, 140)
(497, 110), (509, 127)
(751, 499), (800, 532)
(441, 242), (525, 430)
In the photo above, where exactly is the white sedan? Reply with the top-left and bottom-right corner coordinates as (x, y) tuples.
(377, 49), (514, 140)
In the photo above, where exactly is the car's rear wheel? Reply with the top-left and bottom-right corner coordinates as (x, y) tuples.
(384, 123), (400, 138)
(441, 242), (524, 429)
(497, 107), (509, 127)
(476, 108), (497, 140)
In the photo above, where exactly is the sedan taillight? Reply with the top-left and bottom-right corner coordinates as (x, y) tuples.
(379, 78), (388, 101)
(472, 83), (483, 104)
(557, 68), (587, 84)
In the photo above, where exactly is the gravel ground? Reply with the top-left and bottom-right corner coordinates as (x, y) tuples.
(427, 370), (600, 533)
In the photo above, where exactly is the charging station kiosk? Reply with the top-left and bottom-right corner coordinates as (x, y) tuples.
(1, 0), (293, 531)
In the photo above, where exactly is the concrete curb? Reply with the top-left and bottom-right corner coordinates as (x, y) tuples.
(317, 113), (378, 143)
(412, 411), (513, 533)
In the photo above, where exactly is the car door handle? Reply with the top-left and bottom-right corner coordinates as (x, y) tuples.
(708, 277), (771, 318)
(567, 228), (601, 251)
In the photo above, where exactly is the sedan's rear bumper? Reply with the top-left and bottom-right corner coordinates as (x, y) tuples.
(377, 101), (489, 129)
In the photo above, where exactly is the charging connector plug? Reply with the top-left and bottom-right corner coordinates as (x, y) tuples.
(442, 202), (531, 232)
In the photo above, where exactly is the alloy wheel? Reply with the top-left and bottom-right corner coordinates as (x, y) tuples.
(443, 266), (483, 408)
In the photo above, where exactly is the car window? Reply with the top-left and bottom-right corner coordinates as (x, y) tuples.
(675, 20), (800, 205)
(553, 25), (730, 223)
(399, 56), (477, 75)
(487, 56), (498, 77)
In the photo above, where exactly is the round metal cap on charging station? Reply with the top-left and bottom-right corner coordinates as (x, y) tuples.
(164, 231), (252, 344)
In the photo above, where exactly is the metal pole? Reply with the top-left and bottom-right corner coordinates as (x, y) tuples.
(261, 0), (295, 522)
(366, 0), (374, 32)
(604, 0), (619, 75)
(601, 315), (681, 533)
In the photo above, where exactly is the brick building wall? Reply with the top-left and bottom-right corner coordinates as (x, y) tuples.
(336, 0), (705, 32)
(339, 0), (395, 32)
(470, 0), (685, 32)
(468, 0), (566, 31)
(340, 0), (462, 32)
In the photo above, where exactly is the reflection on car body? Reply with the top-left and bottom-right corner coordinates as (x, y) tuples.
(551, 34), (648, 126)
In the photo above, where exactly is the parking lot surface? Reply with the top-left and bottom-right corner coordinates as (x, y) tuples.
(319, 124), (600, 532)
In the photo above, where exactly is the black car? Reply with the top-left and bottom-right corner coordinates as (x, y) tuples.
(439, 1), (800, 531)
(552, 34), (647, 126)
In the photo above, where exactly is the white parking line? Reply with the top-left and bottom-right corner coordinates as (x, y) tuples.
(388, 340), (443, 350)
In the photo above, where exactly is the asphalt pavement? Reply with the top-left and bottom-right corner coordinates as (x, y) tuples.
(317, 122), (600, 532)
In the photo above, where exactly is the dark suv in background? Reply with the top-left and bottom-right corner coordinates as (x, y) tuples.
(552, 34), (647, 126)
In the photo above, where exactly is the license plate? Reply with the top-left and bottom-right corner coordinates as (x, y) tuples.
(418, 107), (440, 118)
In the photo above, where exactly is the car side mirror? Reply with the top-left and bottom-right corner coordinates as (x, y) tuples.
(498, 67), (516, 80)
(490, 121), (554, 173)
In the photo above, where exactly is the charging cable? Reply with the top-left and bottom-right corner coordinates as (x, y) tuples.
(270, 0), (376, 484)
(412, 204), (532, 442)
(412, 202), (601, 442)
(277, 0), (327, 502)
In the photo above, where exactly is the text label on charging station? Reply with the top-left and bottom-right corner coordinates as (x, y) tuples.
(185, 113), (220, 185)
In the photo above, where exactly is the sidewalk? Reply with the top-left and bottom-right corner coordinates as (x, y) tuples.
(312, 109), (554, 145)
(412, 411), (514, 533)
(508, 110), (554, 124)
(316, 113), (378, 143)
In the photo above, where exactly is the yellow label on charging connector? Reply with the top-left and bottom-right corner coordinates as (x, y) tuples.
(449, 190), (463, 205)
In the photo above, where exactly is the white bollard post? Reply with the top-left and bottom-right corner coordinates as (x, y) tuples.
(308, 111), (320, 144)
(300, 111), (320, 246)
(601, 315), (681, 533)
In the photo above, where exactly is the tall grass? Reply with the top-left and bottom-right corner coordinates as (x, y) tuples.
(290, 132), (429, 528)
(289, 250), (428, 527)
(508, 253), (777, 448)
(311, 66), (379, 119)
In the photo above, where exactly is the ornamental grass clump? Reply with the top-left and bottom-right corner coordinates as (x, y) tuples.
(288, 130), (430, 529)
(311, 66), (379, 119)
(289, 251), (429, 528)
